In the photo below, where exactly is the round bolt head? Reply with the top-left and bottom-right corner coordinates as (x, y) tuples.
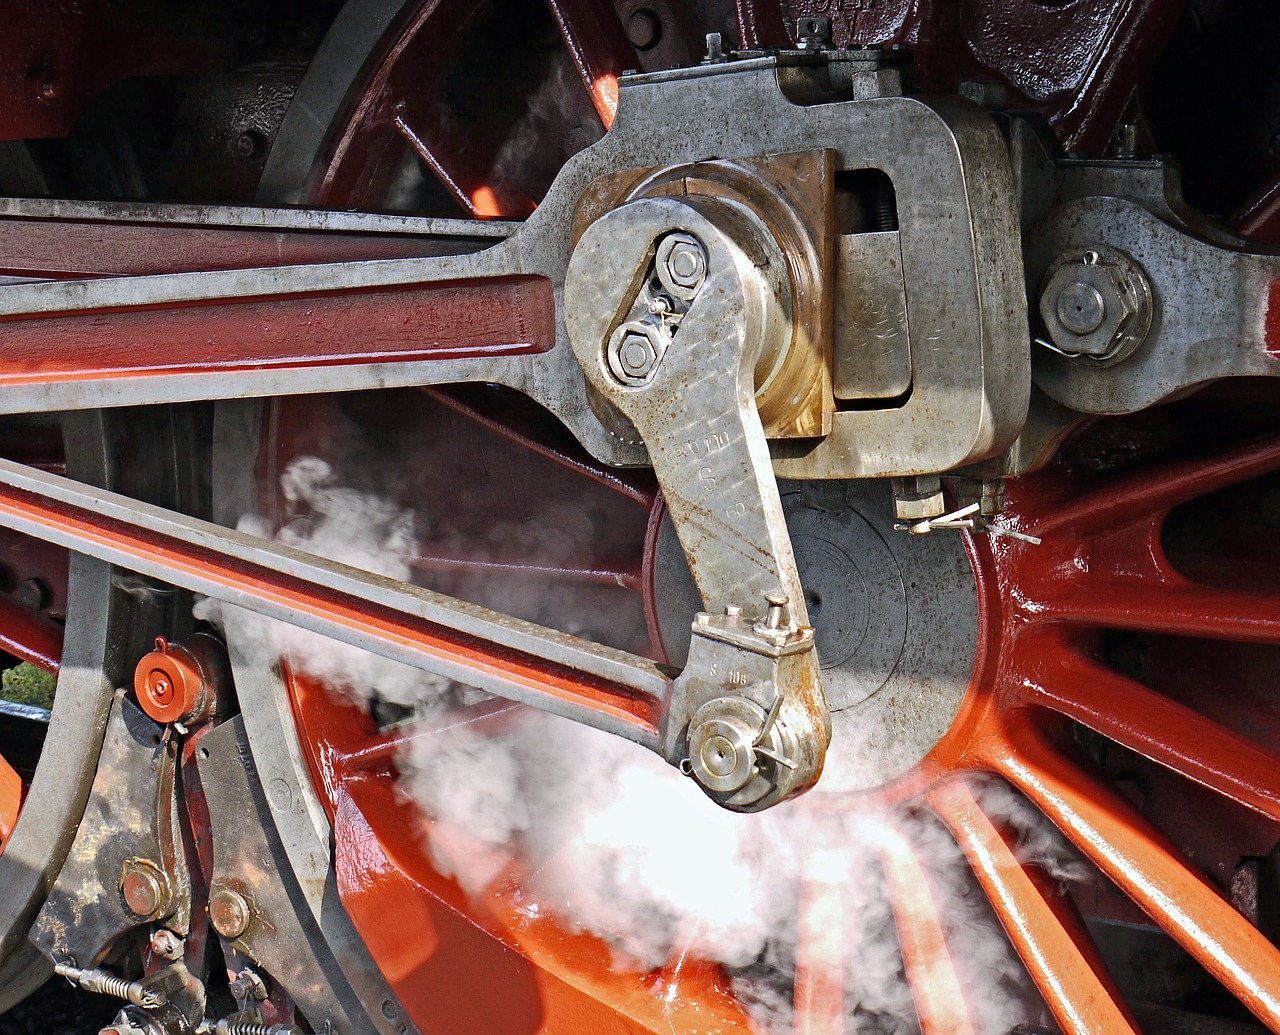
(625, 8), (661, 50)
(1055, 281), (1106, 335)
(689, 715), (757, 793)
(120, 860), (168, 919)
(209, 886), (251, 939)
(149, 928), (184, 960)
(17, 577), (49, 612)
(133, 637), (208, 725)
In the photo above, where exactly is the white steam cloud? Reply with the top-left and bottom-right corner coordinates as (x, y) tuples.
(203, 457), (1086, 1033)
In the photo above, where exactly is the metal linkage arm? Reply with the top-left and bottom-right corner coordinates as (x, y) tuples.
(567, 195), (830, 809)
(0, 456), (670, 753)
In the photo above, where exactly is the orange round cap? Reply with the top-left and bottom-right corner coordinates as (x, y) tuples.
(134, 637), (206, 724)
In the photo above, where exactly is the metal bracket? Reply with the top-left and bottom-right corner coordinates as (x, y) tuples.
(32, 694), (192, 969)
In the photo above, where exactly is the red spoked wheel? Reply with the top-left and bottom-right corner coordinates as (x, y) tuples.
(218, 0), (1280, 1032)
(230, 384), (1280, 1034)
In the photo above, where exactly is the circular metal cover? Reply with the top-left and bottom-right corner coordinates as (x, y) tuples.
(654, 479), (977, 793)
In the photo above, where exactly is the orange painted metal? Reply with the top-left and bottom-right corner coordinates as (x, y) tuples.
(289, 670), (754, 1034)
(0, 590), (61, 674)
(791, 870), (847, 1035)
(1023, 638), (1280, 824)
(928, 779), (1140, 1035)
(0, 469), (664, 746)
(879, 824), (977, 1035)
(132, 636), (224, 726)
(246, 408), (1280, 1033)
(0, 754), (23, 846)
(985, 717), (1280, 1030)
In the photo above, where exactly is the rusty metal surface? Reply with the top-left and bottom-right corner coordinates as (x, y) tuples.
(31, 695), (190, 967)
(572, 151), (836, 439)
(0, 60), (1030, 481)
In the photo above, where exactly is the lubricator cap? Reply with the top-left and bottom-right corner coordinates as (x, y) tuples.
(133, 634), (225, 725)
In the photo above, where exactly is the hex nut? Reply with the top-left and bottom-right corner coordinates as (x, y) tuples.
(891, 475), (945, 521)
(1039, 245), (1153, 364)
(655, 232), (707, 301)
(605, 322), (666, 386)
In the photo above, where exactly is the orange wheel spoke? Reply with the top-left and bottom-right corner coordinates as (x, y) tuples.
(1034, 433), (1280, 539)
(880, 825), (978, 1035)
(1027, 651), (1280, 823)
(793, 867), (848, 1035)
(986, 716), (1280, 1031)
(1037, 577), (1280, 644)
(929, 780), (1140, 1035)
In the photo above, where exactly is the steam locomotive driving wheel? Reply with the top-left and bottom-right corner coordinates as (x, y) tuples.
(2, 1), (1280, 1033)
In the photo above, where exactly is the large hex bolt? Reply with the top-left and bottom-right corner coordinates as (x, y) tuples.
(655, 232), (707, 301)
(605, 321), (666, 386)
(1038, 244), (1153, 365)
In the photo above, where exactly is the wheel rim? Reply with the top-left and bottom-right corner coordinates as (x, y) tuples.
(0, 406), (209, 1010)
(228, 2), (1280, 1031)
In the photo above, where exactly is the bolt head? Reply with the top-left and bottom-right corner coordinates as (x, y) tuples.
(120, 860), (168, 919)
(690, 715), (756, 793)
(209, 886), (251, 939)
(35, 77), (61, 103)
(235, 130), (266, 160)
(655, 233), (707, 300)
(605, 324), (664, 385)
(17, 577), (49, 611)
(149, 928), (184, 959)
(625, 8), (662, 51)
(1039, 245), (1152, 363)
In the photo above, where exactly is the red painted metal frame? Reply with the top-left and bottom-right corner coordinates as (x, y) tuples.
(300, 0), (632, 218)
(0, 216), (474, 279)
(0, 276), (554, 389)
(2, 0), (1279, 1029)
